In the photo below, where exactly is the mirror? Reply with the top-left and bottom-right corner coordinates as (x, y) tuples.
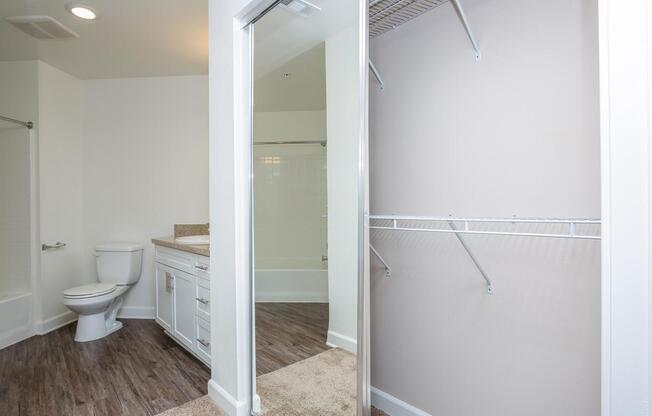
(250, 0), (362, 414)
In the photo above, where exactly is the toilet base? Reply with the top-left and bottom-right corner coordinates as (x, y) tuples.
(73, 296), (125, 342)
(74, 314), (124, 342)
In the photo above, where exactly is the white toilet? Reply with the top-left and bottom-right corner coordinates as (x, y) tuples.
(63, 243), (143, 342)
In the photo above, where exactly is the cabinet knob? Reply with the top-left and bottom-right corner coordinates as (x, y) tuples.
(195, 297), (209, 305)
(197, 338), (210, 348)
(195, 264), (209, 271)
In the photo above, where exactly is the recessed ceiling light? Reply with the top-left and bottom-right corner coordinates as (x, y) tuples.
(66, 4), (97, 20)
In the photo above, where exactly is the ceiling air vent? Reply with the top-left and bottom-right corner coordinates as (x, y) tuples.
(5, 16), (79, 39)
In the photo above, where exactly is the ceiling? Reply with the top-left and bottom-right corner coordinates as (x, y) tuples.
(253, 0), (356, 80)
(254, 42), (325, 112)
(0, 0), (357, 80)
(0, 0), (208, 79)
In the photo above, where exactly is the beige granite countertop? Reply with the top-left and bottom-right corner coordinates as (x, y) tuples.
(152, 236), (210, 257)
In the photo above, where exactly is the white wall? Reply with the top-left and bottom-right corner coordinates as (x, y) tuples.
(0, 61), (37, 295)
(0, 62), (208, 329)
(0, 61), (38, 124)
(253, 110), (326, 142)
(325, 25), (360, 353)
(253, 143), (328, 302)
(253, 144), (326, 268)
(82, 75), (209, 317)
(369, 0), (600, 415)
(37, 61), (86, 326)
(0, 60), (87, 331)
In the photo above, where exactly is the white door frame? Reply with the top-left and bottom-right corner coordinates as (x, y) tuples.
(208, 0), (370, 415)
(599, 0), (651, 414)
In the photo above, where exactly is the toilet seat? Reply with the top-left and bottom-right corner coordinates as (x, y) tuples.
(64, 283), (117, 299)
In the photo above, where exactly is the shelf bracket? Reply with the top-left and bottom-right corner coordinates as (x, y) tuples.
(450, 0), (482, 61)
(370, 244), (391, 278)
(447, 220), (493, 294)
(369, 59), (385, 90)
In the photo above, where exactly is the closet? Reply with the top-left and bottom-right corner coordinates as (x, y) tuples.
(367, 1), (600, 415)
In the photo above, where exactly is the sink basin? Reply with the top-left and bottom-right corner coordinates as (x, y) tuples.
(175, 235), (209, 245)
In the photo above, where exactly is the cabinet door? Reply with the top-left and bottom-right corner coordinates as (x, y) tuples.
(173, 269), (196, 350)
(155, 262), (174, 332)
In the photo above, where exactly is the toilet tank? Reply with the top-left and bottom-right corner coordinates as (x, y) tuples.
(95, 243), (144, 285)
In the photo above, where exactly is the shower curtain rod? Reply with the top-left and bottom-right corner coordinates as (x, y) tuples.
(0, 115), (33, 129)
(254, 140), (326, 146)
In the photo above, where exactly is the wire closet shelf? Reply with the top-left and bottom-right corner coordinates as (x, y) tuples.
(370, 0), (449, 38)
(368, 215), (601, 294)
(369, 215), (601, 240)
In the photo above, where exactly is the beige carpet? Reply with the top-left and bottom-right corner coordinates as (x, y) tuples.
(156, 396), (223, 416)
(257, 348), (356, 415)
(156, 348), (357, 416)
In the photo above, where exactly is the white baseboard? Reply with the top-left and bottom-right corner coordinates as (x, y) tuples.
(326, 330), (357, 354)
(208, 379), (249, 416)
(35, 311), (77, 335)
(118, 306), (155, 319)
(371, 386), (432, 416)
(0, 324), (35, 350)
(1, 306), (153, 350)
(252, 394), (261, 414)
(255, 292), (328, 303)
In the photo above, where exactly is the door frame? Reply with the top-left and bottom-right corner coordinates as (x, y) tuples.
(231, 0), (370, 415)
(598, 0), (652, 414)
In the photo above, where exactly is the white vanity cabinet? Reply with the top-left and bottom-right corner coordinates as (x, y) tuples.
(154, 244), (211, 366)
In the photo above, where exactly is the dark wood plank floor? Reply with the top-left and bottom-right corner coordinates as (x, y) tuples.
(255, 303), (330, 376)
(0, 319), (210, 416)
(1, 307), (388, 416)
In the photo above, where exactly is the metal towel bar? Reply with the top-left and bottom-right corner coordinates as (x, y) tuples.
(42, 241), (66, 251)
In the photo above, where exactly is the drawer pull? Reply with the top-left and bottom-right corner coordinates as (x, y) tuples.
(195, 265), (209, 271)
(197, 338), (210, 348)
(196, 297), (209, 305)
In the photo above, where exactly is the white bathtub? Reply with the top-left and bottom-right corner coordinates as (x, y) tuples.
(255, 269), (328, 303)
(0, 292), (34, 349)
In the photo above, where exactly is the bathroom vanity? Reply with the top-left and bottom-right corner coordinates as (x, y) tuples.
(152, 237), (210, 366)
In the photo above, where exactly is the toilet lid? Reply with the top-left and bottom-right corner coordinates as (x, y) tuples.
(64, 283), (116, 298)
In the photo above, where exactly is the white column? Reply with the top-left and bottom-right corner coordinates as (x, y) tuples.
(599, 0), (651, 414)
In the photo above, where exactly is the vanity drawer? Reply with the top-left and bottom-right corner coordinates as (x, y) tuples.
(196, 318), (211, 362)
(193, 256), (210, 279)
(155, 245), (195, 274)
(195, 284), (210, 321)
(197, 275), (210, 290)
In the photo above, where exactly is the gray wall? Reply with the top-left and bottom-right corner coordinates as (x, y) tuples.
(369, 0), (600, 415)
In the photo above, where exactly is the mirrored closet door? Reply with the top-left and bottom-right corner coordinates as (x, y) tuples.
(248, 0), (365, 414)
